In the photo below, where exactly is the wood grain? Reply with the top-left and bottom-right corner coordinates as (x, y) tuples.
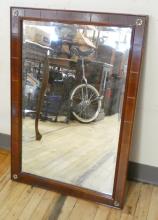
(1, 150), (158, 220)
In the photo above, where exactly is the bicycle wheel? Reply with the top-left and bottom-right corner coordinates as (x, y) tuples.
(70, 84), (102, 123)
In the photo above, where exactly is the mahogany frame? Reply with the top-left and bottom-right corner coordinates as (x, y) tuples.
(11, 7), (148, 208)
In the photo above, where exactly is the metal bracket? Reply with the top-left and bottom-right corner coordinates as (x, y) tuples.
(12, 174), (18, 180)
(114, 201), (120, 207)
(12, 8), (24, 17)
(136, 18), (143, 26)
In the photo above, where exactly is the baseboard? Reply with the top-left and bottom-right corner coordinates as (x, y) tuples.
(0, 133), (10, 150)
(0, 133), (158, 185)
(128, 161), (158, 185)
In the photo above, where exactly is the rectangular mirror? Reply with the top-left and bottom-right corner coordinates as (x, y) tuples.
(22, 20), (132, 195)
(11, 7), (147, 208)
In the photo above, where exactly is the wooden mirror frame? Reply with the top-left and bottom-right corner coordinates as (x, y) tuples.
(11, 7), (148, 208)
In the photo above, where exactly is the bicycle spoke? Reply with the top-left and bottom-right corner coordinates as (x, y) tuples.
(85, 105), (91, 119)
(89, 90), (97, 102)
(81, 87), (85, 100)
(73, 93), (82, 101)
(79, 104), (84, 117)
(88, 90), (95, 101)
(82, 106), (88, 119)
(90, 97), (99, 103)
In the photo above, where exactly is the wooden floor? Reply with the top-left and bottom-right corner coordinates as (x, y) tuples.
(0, 149), (158, 220)
(22, 115), (120, 195)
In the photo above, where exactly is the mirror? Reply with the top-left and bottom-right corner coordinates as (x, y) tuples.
(22, 20), (132, 195)
(11, 7), (147, 208)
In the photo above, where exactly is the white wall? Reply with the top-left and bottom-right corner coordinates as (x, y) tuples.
(0, 0), (158, 167)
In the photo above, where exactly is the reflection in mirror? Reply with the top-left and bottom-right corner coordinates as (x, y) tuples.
(22, 20), (132, 195)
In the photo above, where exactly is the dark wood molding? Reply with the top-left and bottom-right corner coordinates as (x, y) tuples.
(11, 7), (148, 208)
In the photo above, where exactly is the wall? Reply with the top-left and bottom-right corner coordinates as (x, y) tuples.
(0, 0), (158, 167)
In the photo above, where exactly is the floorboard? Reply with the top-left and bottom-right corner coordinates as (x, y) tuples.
(0, 149), (158, 220)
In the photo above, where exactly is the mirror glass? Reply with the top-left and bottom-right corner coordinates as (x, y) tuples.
(22, 20), (132, 195)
